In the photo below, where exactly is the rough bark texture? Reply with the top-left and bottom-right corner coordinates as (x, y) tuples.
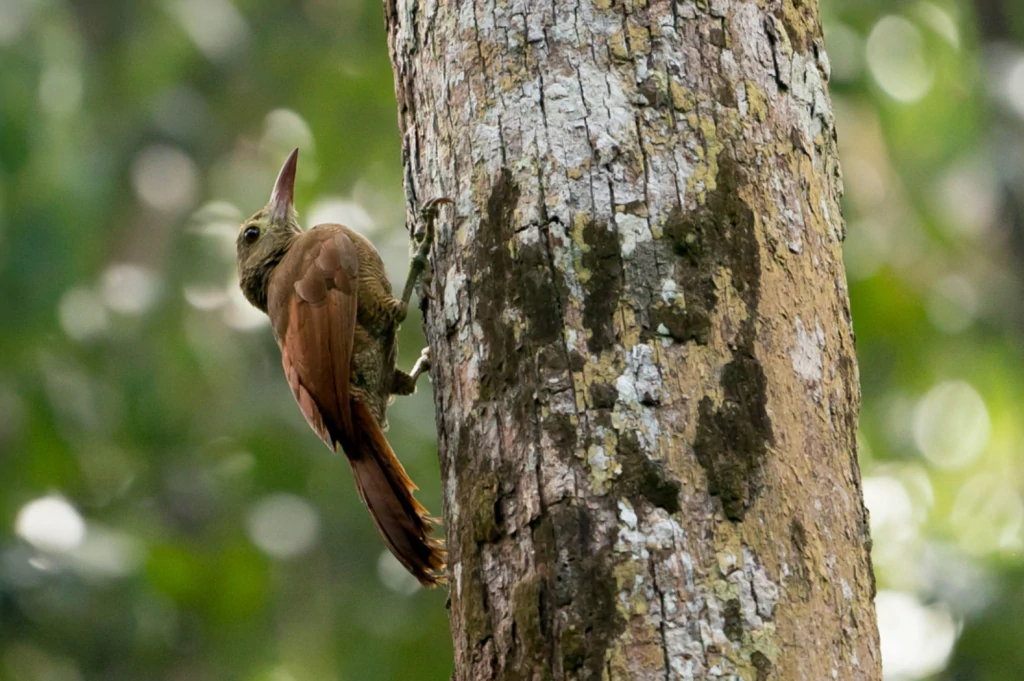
(384, 0), (881, 679)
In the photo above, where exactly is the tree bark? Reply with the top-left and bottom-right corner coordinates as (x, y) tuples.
(384, 0), (881, 679)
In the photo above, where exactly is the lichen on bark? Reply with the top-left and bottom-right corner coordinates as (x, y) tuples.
(384, 0), (881, 679)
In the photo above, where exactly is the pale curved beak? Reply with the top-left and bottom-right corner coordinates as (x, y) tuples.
(269, 148), (298, 222)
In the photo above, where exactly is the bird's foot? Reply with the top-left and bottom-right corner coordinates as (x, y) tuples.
(391, 347), (433, 395)
(409, 347), (431, 382)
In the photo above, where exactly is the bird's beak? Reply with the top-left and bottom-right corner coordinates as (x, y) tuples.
(269, 148), (299, 222)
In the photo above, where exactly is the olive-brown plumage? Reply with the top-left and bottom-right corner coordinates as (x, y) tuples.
(236, 149), (444, 586)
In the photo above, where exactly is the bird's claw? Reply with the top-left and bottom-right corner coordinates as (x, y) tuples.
(413, 197), (453, 243)
(421, 197), (453, 219)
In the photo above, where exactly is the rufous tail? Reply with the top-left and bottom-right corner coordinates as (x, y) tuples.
(345, 400), (445, 586)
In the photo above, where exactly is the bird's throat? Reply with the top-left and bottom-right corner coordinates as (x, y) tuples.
(239, 237), (294, 313)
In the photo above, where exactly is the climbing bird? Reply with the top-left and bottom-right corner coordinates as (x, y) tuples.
(235, 149), (447, 586)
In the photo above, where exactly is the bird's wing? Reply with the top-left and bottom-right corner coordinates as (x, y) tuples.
(269, 228), (360, 450)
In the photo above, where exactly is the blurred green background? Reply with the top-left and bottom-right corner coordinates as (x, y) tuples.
(0, 0), (1021, 680)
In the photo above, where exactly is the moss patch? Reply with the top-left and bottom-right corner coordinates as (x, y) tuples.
(694, 352), (772, 521)
(589, 382), (618, 409)
(516, 236), (564, 348)
(775, 0), (820, 54)
(512, 575), (545, 655)
(724, 598), (743, 642)
(472, 168), (521, 401)
(788, 517), (812, 600)
(669, 149), (772, 521)
(662, 152), (760, 347)
(650, 304), (712, 345)
(458, 540), (492, 645)
(560, 624), (586, 671)
(752, 650), (773, 681)
(544, 412), (579, 455)
(471, 469), (502, 543)
(533, 503), (624, 680)
(580, 219), (623, 353)
(617, 429), (682, 514)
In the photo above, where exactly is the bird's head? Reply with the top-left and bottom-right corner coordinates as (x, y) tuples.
(236, 148), (303, 310)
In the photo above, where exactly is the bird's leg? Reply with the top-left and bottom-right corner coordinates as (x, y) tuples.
(399, 197), (452, 312)
(392, 199), (449, 394)
(392, 347), (432, 395)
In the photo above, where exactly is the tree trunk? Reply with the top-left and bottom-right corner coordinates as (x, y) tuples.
(384, 0), (881, 679)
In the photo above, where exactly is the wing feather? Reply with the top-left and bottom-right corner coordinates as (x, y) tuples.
(270, 228), (359, 450)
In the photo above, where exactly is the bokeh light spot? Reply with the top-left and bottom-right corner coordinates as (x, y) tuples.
(168, 0), (249, 63)
(245, 493), (320, 559)
(876, 590), (956, 680)
(15, 496), (86, 553)
(862, 474), (919, 568)
(189, 201), (244, 255)
(261, 109), (315, 162)
(58, 287), (108, 340)
(913, 381), (990, 469)
(131, 145), (200, 214)
(68, 526), (144, 579)
(2, 642), (83, 681)
(823, 22), (864, 83)
(926, 274), (979, 334)
(915, 2), (960, 50)
(377, 550), (421, 596)
(0, 0), (36, 45)
(867, 16), (935, 103)
(101, 263), (160, 315)
(306, 197), (375, 235)
(952, 474), (1024, 554)
(222, 285), (268, 331)
(935, 157), (998, 238)
(183, 285), (230, 311)
(1002, 51), (1024, 120)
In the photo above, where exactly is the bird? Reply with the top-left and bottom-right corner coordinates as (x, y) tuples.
(235, 148), (447, 586)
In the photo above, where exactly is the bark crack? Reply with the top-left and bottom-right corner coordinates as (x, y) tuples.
(650, 551), (674, 681)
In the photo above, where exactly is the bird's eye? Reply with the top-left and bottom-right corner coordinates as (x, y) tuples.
(243, 226), (260, 244)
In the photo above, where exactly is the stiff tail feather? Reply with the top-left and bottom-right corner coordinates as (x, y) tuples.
(345, 400), (445, 586)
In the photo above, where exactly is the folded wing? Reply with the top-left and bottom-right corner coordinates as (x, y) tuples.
(268, 228), (444, 586)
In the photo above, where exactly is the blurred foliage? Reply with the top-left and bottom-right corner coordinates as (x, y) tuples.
(0, 0), (1022, 680)
(0, 1), (449, 680)
(826, 0), (1024, 679)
